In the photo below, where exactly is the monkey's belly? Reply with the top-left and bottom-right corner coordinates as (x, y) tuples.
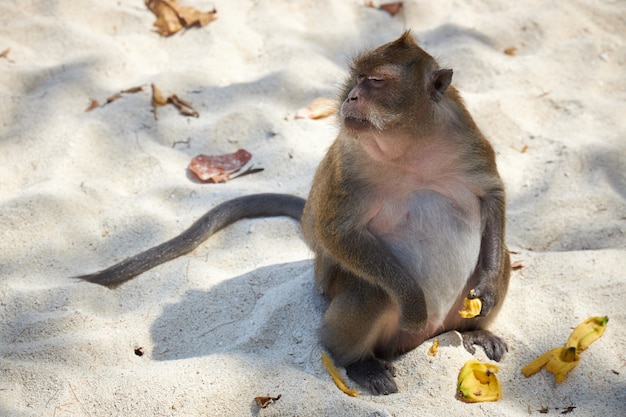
(372, 189), (482, 327)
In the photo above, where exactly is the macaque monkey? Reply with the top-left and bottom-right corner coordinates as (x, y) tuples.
(77, 31), (510, 395)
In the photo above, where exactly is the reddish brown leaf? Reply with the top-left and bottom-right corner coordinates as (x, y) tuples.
(366, 2), (403, 16)
(189, 149), (253, 183)
(85, 99), (100, 112)
(379, 2), (403, 16)
(254, 394), (281, 409)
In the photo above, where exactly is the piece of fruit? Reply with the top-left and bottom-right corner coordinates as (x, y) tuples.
(457, 359), (501, 403)
(547, 347), (580, 383)
(565, 316), (609, 352)
(522, 316), (608, 384)
(521, 346), (580, 383)
(459, 297), (482, 319)
(521, 347), (559, 378)
(322, 352), (359, 397)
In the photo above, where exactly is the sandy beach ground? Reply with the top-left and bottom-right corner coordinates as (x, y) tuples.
(1, 1), (624, 415)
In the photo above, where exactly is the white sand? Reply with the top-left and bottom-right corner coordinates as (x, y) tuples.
(1, 1), (625, 416)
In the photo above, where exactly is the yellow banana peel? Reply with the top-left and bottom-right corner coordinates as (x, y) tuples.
(459, 297), (482, 319)
(522, 316), (608, 383)
(457, 359), (501, 403)
(321, 352), (359, 397)
(565, 316), (609, 352)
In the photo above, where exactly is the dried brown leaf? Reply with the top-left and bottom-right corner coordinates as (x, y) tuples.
(151, 84), (199, 119)
(121, 86), (144, 94)
(189, 149), (253, 183)
(178, 5), (217, 27)
(151, 83), (168, 106)
(254, 394), (281, 409)
(504, 47), (517, 56)
(168, 94), (199, 117)
(106, 92), (122, 104)
(295, 97), (336, 120)
(146, 0), (184, 35)
(145, 0), (216, 36)
(511, 260), (523, 270)
(379, 2), (403, 16)
(0, 48), (10, 59)
(85, 99), (100, 112)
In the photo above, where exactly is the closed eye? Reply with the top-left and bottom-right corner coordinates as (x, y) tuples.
(368, 77), (385, 87)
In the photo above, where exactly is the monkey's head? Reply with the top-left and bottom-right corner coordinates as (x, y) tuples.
(340, 31), (453, 136)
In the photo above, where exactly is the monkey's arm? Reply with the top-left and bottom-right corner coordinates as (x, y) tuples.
(470, 191), (508, 317)
(318, 216), (428, 332)
(75, 193), (305, 287)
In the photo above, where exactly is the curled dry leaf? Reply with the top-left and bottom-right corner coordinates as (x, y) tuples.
(145, 0), (217, 36)
(106, 92), (123, 104)
(104, 85), (144, 106)
(152, 83), (168, 107)
(189, 149), (253, 183)
(295, 98), (336, 120)
(168, 94), (199, 117)
(87, 86), (143, 111)
(151, 84), (198, 119)
(0, 48), (11, 60)
(504, 47), (518, 56)
(511, 260), (523, 270)
(254, 394), (281, 409)
(511, 144), (529, 153)
(122, 86), (144, 94)
(85, 99), (100, 112)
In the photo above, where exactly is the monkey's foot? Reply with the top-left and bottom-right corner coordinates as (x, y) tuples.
(345, 358), (398, 395)
(462, 330), (508, 362)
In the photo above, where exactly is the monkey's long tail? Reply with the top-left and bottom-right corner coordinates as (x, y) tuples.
(74, 193), (305, 287)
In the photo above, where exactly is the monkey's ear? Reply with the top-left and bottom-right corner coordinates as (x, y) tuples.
(429, 69), (453, 102)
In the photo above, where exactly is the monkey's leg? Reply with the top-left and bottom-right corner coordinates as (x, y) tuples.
(320, 272), (402, 395)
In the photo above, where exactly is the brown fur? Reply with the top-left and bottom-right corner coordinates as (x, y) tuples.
(301, 31), (510, 394)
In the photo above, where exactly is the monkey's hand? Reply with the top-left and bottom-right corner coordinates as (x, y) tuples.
(468, 283), (497, 318)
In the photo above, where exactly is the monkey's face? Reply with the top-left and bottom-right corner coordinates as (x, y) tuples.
(339, 31), (451, 137)
(340, 64), (408, 132)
